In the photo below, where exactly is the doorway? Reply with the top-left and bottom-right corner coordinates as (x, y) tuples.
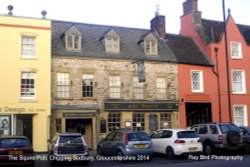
(16, 115), (33, 144)
(186, 103), (212, 127)
(66, 119), (93, 149)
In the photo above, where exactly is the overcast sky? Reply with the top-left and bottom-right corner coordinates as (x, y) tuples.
(1, 0), (249, 34)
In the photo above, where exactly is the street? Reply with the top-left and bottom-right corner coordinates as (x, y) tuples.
(32, 153), (250, 167)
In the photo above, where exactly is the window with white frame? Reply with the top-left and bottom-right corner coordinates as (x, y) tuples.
(133, 76), (144, 99)
(82, 74), (94, 97)
(234, 105), (247, 126)
(145, 41), (158, 55)
(230, 42), (242, 59)
(66, 35), (81, 51)
(109, 75), (120, 98)
(20, 72), (35, 99)
(105, 38), (120, 53)
(21, 36), (36, 58)
(191, 70), (204, 93)
(232, 70), (246, 94)
(57, 72), (70, 98)
(157, 77), (166, 99)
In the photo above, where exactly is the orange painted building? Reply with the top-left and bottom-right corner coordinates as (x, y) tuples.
(179, 0), (250, 127)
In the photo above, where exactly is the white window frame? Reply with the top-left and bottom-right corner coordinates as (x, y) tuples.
(144, 41), (158, 55)
(57, 72), (70, 98)
(65, 35), (81, 51)
(230, 42), (242, 59)
(156, 77), (166, 99)
(20, 72), (36, 100)
(109, 75), (121, 98)
(105, 38), (120, 53)
(191, 70), (204, 93)
(232, 70), (246, 94)
(133, 76), (144, 99)
(82, 74), (94, 97)
(21, 36), (36, 58)
(233, 105), (248, 126)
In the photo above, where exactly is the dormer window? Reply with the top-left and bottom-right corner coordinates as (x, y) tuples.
(64, 26), (82, 51)
(105, 38), (120, 53)
(66, 35), (81, 50)
(145, 41), (158, 55)
(102, 29), (120, 53)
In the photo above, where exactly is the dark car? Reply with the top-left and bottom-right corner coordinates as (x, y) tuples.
(97, 129), (153, 161)
(0, 135), (34, 166)
(47, 133), (89, 165)
(190, 123), (243, 154)
(239, 126), (250, 152)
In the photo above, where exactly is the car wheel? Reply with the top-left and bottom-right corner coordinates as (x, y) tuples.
(203, 143), (213, 155)
(117, 150), (124, 162)
(97, 146), (103, 155)
(166, 147), (175, 160)
(227, 130), (241, 145)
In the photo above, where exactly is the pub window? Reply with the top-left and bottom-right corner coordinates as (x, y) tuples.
(156, 77), (166, 99)
(108, 112), (121, 132)
(133, 76), (144, 99)
(160, 113), (172, 129)
(56, 119), (62, 133)
(132, 113), (145, 131)
(109, 75), (121, 98)
(82, 74), (94, 97)
(57, 72), (70, 98)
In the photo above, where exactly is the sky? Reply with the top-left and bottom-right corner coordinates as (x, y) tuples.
(1, 0), (250, 34)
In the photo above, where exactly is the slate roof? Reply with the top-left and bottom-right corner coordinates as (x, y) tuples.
(197, 19), (250, 45)
(166, 34), (213, 66)
(52, 20), (213, 66)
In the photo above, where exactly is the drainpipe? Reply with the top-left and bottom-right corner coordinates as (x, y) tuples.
(213, 47), (222, 123)
(222, 0), (232, 122)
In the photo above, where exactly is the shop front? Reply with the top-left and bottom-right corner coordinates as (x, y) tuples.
(51, 105), (99, 150)
(101, 100), (179, 134)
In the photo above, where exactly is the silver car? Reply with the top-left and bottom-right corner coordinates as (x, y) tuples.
(97, 129), (153, 160)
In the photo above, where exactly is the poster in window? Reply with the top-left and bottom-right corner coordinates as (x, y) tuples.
(0, 115), (11, 135)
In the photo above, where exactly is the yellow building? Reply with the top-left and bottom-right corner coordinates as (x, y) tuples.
(0, 15), (51, 152)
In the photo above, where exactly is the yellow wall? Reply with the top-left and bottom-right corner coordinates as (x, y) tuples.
(0, 15), (51, 152)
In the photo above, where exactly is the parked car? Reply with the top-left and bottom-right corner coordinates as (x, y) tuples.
(47, 133), (89, 165)
(97, 129), (153, 160)
(0, 135), (34, 166)
(150, 129), (202, 159)
(239, 126), (250, 152)
(190, 123), (243, 154)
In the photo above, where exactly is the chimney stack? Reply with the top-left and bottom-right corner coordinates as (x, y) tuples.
(182, 0), (201, 25)
(150, 14), (166, 38)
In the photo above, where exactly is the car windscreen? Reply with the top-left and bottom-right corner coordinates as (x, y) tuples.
(128, 133), (150, 141)
(0, 138), (31, 148)
(220, 124), (240, 134)
(177, 131), (198, 138)
(59, 136), (83, 144)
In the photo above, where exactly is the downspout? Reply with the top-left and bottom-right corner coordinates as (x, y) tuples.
(212, 47), (222, 123)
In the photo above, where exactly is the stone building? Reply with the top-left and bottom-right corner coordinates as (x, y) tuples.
(51, 14), (211, 150)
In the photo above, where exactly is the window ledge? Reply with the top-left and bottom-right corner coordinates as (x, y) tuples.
(20, 99), (37, 103)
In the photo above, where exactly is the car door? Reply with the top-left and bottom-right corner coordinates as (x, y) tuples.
(101, 132), (115, 155)
(150, 130), (163, 153)
(158, 130), (172, 154)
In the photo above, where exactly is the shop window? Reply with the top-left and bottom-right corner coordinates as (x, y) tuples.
(56, 119), (62, 133)
(108, 113), (121, 132)
(0, 116), (11, 135)
(133, 76), (144, 99)
(21, 36), (36, 58)
(132, 113), (145, 131)
(160, 113), (172, 129)
(157, 77), (166, 99)
(57, 72), (70, 98)
(109, 75), (121, 98)
(82, 74), (94, 97)
(20, 72), (36, 100)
